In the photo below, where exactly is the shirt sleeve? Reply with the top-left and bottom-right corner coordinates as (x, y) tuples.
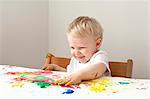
(91, 51), (111, 76)
(66, 57), (74, 74)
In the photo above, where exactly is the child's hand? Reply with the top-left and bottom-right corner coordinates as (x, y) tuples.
(41, 64), (56, 70)
(56, 72), (82, 86)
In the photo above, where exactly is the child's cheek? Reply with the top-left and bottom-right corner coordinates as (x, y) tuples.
(70, 50), (74, 56)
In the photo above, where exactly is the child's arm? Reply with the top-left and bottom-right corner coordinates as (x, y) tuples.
(42, 64), (67, 71)
(58, 62), (106, 85)
(41, 54), (67, 71)
(77, 62), (107, 80)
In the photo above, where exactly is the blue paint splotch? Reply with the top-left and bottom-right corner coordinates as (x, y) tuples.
(62, 89), (74, 94)
(118, 81), (129, 85)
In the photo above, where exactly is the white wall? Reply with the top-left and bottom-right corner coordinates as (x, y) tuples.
(49, 0), (150, 79)
(148, 1), (150, 78)
(0, 0), (149, 78)
(0, 1), (2, 63)
(1, 0), (49, 68)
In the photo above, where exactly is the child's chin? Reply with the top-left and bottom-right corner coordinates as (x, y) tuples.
(79, 60), (88, 63)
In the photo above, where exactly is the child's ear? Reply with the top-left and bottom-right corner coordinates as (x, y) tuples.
(96, 37), (102, 49)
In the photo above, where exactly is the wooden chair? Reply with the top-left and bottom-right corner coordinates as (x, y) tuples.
(44, 53), (133, 78)
(45, 53), (70, 69)
(109, 59), (133, 78)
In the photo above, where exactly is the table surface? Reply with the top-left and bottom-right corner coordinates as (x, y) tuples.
(0, 65), (150, 98)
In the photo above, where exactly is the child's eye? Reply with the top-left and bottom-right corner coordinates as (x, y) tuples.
(79, 47), (86, 50)
(70, 47), (74, 49)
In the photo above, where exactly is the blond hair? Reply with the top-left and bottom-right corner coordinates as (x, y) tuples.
(67, 16), (103, 39)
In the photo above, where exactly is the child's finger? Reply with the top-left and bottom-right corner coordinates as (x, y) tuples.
(60, 79), (72, 86)
(55, 79), (65, 84)
(59, 79), (68, 85)
(55, 78), (70, 85)
(45, 65), (54, 70)
(41, 65), (47, 70)
(45, 66), (51, 70)
(65, 81), (72, 86)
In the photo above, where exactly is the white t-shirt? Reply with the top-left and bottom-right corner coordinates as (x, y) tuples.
(67, 50), (111, 76)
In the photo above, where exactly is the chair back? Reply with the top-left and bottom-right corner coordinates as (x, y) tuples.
(109, 59), (133, 78)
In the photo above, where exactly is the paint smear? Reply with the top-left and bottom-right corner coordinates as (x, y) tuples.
(62, 89), (74, 94)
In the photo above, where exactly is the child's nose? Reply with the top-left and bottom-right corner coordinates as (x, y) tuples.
(74, 50), (81, 56)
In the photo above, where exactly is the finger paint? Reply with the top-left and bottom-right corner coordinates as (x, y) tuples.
(62, 89), (74, 94)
